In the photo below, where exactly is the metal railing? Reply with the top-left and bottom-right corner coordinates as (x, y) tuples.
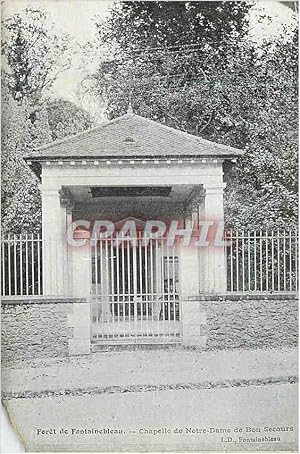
(90, 234), (181, 343)
(225, 230), (298, 292)
(1, 234), (43, 297)
(1, 230), (298, 297)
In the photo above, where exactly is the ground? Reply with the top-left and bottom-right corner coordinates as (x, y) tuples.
(2, 347), (298, 452)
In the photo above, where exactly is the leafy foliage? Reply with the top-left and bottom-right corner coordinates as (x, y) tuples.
(1, 90), (49, 234)
(1, 94), (95, 234)
(98, 1), (251, 50)
(91, 1), (251, 122)
(88, 1), (297, 229)
(224, 29), (298, 229)
(2, 8), (71, 107)
(1, 2), (297, 233)
(45, 98), (94, 141)
(1, 7), (94, 234)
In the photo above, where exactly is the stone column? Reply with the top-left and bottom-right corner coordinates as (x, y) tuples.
(202, 183), (227, 292)
(180, 204), (206, 347)
(41, 187), (68, 296)
(67, 302), (91, 355)
(178, 205), (199, 298)
(194, 190), (205, 293)
(65, 209), (73, 297)
(67, 229), (91, 355)
(71, 230), (91, 299)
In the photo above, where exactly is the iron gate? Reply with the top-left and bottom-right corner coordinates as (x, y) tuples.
(90, 234), (181, 344)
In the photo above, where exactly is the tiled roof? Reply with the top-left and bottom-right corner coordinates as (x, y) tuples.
(25, 113), (243, 161)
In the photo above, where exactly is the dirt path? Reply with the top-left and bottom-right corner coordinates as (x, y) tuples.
(2, 347), (297, 396)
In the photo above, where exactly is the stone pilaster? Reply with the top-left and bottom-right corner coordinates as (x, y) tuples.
(41, 188), (68, 296)
(202, 183), (227, 292)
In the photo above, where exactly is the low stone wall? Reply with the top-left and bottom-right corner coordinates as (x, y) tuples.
(197, 293), (298, 350)
(1, 293), (297, 365)
(1, 298), (79, 365)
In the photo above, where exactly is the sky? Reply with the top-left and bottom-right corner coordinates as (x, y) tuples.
(1, 0), (297, 116)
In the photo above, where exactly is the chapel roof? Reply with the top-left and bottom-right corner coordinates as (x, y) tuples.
(24, 112), (243, 162)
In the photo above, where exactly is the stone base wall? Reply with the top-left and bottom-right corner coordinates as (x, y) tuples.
(1, 298), (87, 365)
(1, 294), (297, 365)
(197, 294), (298, 350)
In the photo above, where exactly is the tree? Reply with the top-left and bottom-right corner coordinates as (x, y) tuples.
(1, 8), (95, 234)
(89, 1), (251, 122)
(1, 93), (95, 234)
(2, 8), (71, 108)
(45, 98), (94, 141)
(1, 90), (50, 234)
(223, 28), (298, 229)
(98, 1), (251, 50)
(87, 1), (297, 229)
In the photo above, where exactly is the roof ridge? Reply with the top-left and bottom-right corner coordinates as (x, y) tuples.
(34, 113), (132, 153)
(33, 111), (242, 155)
(25, 112), (244, 164)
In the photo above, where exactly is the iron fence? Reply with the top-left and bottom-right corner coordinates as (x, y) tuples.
(1, 234), (43, 296)
(90, 234), (181, 343)
(1, 229), (298, 297)
(225, 230), (298, 292)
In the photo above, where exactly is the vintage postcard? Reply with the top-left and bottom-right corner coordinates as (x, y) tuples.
(1, 0), (298, 452)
